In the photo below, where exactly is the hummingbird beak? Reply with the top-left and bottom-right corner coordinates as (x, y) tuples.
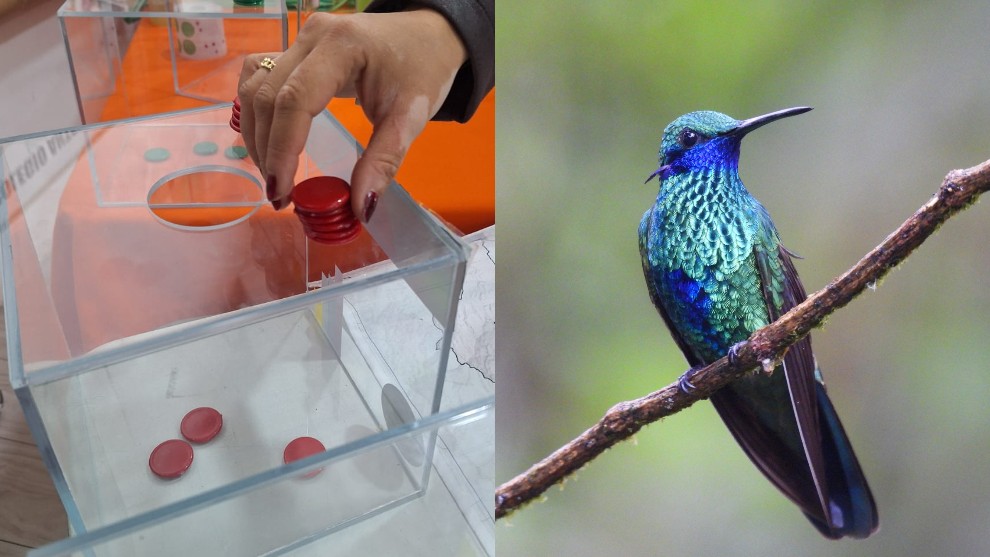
(724, 106), (813, 137)
(644, 164), (672, 184)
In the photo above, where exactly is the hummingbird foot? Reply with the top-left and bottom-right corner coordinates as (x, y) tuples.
(727, 342), (746, 366)
(677, 367), (701, 394)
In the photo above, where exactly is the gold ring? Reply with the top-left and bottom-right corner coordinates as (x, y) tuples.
(260, 57), (277, 71)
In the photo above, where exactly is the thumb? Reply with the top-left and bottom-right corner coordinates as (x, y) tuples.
(350, 111), (425, 223)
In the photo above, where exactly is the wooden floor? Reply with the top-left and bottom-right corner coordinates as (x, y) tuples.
(0, 308), (69, 556)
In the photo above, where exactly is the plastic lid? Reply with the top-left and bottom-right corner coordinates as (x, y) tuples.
(180, 407), (223, 443)
(149, 439), (194, 479)
(290, 177), (351, 212)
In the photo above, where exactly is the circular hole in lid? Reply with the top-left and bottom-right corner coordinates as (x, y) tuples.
(147, 166), (264, 230)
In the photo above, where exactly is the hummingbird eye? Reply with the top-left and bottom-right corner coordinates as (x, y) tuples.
(678, 128), (700, 148)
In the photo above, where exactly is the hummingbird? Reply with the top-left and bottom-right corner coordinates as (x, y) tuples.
(639, 107), (879, 538)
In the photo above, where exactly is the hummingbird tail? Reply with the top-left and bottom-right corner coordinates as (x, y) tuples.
(803, 383), (879, 539)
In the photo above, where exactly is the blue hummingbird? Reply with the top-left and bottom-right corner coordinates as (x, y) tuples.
(639, 107), (879, 538)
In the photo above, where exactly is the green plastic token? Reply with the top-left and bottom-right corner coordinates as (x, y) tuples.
(224, 145), (249, 160)
(144, 147), (170, 162)
(193, 141), (219, 156)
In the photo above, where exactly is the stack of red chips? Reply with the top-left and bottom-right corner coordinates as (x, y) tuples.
(230, 97), (241, 133)
(290, 176), (362, 244)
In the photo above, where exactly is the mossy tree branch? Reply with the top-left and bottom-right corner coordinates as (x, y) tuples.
(495, 158), (990, 520)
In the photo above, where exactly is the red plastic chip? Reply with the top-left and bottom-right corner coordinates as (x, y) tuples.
(180, 407), (223, 444)
(303, 219), (360, 234)
(305, 225), (363, 245)
(149, 439), (194, 479)
(290, 176), (351, 212)
(283, 436), (326, 478)
(293, 207), (353, 222)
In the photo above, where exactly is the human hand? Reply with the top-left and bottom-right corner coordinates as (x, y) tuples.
(237, 8), (467, 222)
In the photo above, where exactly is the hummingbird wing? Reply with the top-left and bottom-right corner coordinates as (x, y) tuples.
(755, 240), (831, 517)
(707, 214), (832, 527)
(756, 243), (878, 538)
(711, 211), (877, 538)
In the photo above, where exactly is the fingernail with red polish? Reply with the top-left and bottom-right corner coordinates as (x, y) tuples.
(363, 191), (379, 223)
(266, 175), (277, 201)
(272, 196), (285, 211)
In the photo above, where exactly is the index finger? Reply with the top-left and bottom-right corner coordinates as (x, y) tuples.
(263, 50), (358, 206)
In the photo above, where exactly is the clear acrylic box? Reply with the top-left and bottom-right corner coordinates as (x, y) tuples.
(0, 106), (493, 555)
(59, 0), (291, 123)
(31, 399), (494, 556)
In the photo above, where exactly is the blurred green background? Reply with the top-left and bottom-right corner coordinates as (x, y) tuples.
(495, 1), (990, 555)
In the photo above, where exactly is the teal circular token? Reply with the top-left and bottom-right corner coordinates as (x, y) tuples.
(144, 147), (170, 162)
(224, 145), (249, 160)
(193, 141), (218, 156)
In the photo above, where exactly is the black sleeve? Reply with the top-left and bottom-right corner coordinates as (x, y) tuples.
(363, 0), (494, 123)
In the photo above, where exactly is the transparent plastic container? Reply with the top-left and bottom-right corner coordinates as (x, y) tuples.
(58, 0), (291, 123)
(0, 105), (489, 555)
(30, 398), (494, 556)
